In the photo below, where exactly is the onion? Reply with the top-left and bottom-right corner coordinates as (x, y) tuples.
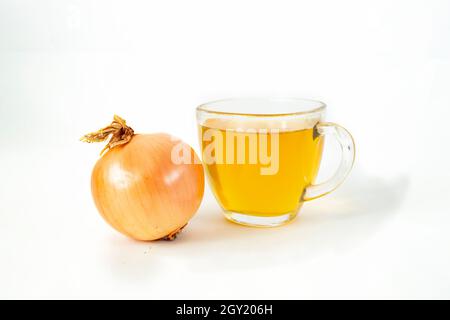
(82, 115), (204, 241)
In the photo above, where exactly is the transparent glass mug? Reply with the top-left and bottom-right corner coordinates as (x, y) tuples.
(196, 98), (355, 227)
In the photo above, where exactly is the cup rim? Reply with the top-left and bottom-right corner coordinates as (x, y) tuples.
(196, 97), (326, 117)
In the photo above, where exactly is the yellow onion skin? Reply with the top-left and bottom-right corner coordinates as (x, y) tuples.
(91, 134), (204, 241)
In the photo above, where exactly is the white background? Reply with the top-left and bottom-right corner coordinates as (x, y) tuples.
(1, 0), (450, 299)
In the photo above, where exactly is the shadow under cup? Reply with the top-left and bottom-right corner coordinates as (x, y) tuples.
(196, 98), (355, 227)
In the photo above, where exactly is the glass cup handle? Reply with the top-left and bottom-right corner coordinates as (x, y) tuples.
(302, 122), (356, 201)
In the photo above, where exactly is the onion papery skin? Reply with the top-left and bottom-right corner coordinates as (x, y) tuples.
(91, 133), (204, 241)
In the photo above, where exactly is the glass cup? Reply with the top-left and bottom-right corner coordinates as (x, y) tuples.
(196, 98), (355, 227)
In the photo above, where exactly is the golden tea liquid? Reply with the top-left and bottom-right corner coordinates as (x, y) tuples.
(199, 120), (324, 217)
